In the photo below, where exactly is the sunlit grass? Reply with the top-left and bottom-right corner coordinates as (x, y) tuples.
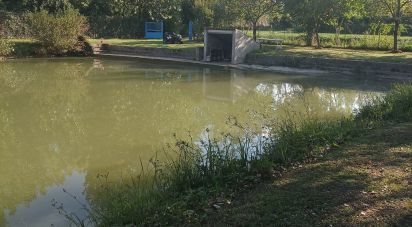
(87, 38), (204, 49)
(251, 30), (412, 51)
(8, 38), (36, 43)
(257, 45), (412, 64)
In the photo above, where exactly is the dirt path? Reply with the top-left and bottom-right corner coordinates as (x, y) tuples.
(209, 123), (412, 226)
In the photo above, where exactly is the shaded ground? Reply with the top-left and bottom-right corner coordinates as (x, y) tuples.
(208, 123), (412, 226)
(258, 45), (412, 64)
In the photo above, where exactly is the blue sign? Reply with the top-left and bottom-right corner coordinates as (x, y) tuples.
(145, 22), (164, 39)
(188, 21), (193, 41)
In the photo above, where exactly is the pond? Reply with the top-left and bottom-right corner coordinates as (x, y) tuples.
(0, 57), (393, 226)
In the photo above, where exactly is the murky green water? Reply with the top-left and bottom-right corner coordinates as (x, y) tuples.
(0, 58), (393, 226)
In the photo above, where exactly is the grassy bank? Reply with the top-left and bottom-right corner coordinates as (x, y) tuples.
(257, 45), (412, 64)
(5, 38), (411, 65)
(210, 122), (412, 226)
(77, 84), (412, 226)
(88, 38), (204, 49)
(90, 37), (411, 65)
(1, 38), (202, 58)
(89, 31), (412, 52)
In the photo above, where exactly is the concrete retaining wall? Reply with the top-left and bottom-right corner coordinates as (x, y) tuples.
(246, 54), (412, 77)
(102, 44), (204, 61)
(233, 30), (260, 64)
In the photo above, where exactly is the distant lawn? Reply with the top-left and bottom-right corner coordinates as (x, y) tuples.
(249, 30), (412, 51)
(253, 30), (412, 43)
(256, 45), (412, 64)
(88, 38), (204, 49)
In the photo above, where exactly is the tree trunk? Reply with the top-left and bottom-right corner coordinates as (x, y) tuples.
(335, 26), (341, 47)
(335, 19), (343, 47)
(314, 26), (321, 48)
(393, 0), (401, 53)
(394, 20), (400, 52)
(315, 32), (321, 48)
(305, 25), (313, 46)
(305, 31), (312, 46)
(252, 22), (257, 41)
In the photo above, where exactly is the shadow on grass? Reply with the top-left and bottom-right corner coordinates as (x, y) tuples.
(210, 123), (412, 226)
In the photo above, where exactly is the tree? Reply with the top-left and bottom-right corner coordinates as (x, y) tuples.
(285, 0), (364, 48)
(329, 0), (365, 46)
(1, 0), (72, 12)
(285, 0), (336, 48)
(230, 0), (283, 41)
(375, 0), (412, 52)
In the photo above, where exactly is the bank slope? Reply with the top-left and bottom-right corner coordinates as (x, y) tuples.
(209, 123), (412, 226)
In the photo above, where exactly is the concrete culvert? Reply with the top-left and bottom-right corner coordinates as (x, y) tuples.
(204, 29), (260, 64)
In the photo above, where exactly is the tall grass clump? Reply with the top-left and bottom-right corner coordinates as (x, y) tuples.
(270, 118), (355, 163)
(86, 129), (270, 226)
(356, 83), (412, 123)
(81, 84), (412, 226)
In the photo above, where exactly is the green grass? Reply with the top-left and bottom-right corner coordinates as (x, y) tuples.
(209, 122), (412, 226)
(251, 30), (412, 51)
(256, 45), (412, 64)
(88, 38), (204, 49)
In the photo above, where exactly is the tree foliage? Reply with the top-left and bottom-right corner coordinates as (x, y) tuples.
(1, 0), (412, 51)
(373, 0), (412, 52)
(230, 0), (283, 41)
(284, 0), (366, 48)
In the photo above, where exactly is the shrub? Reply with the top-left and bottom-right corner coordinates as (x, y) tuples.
(26, 8), (88, 55)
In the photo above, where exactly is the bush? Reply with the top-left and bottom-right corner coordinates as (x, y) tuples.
(0, 37), (14, 57)
(27, 8), (88, 55)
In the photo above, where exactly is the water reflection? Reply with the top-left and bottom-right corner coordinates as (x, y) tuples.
(4, 172), (88, 227)
(0, 58), (396, 226)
